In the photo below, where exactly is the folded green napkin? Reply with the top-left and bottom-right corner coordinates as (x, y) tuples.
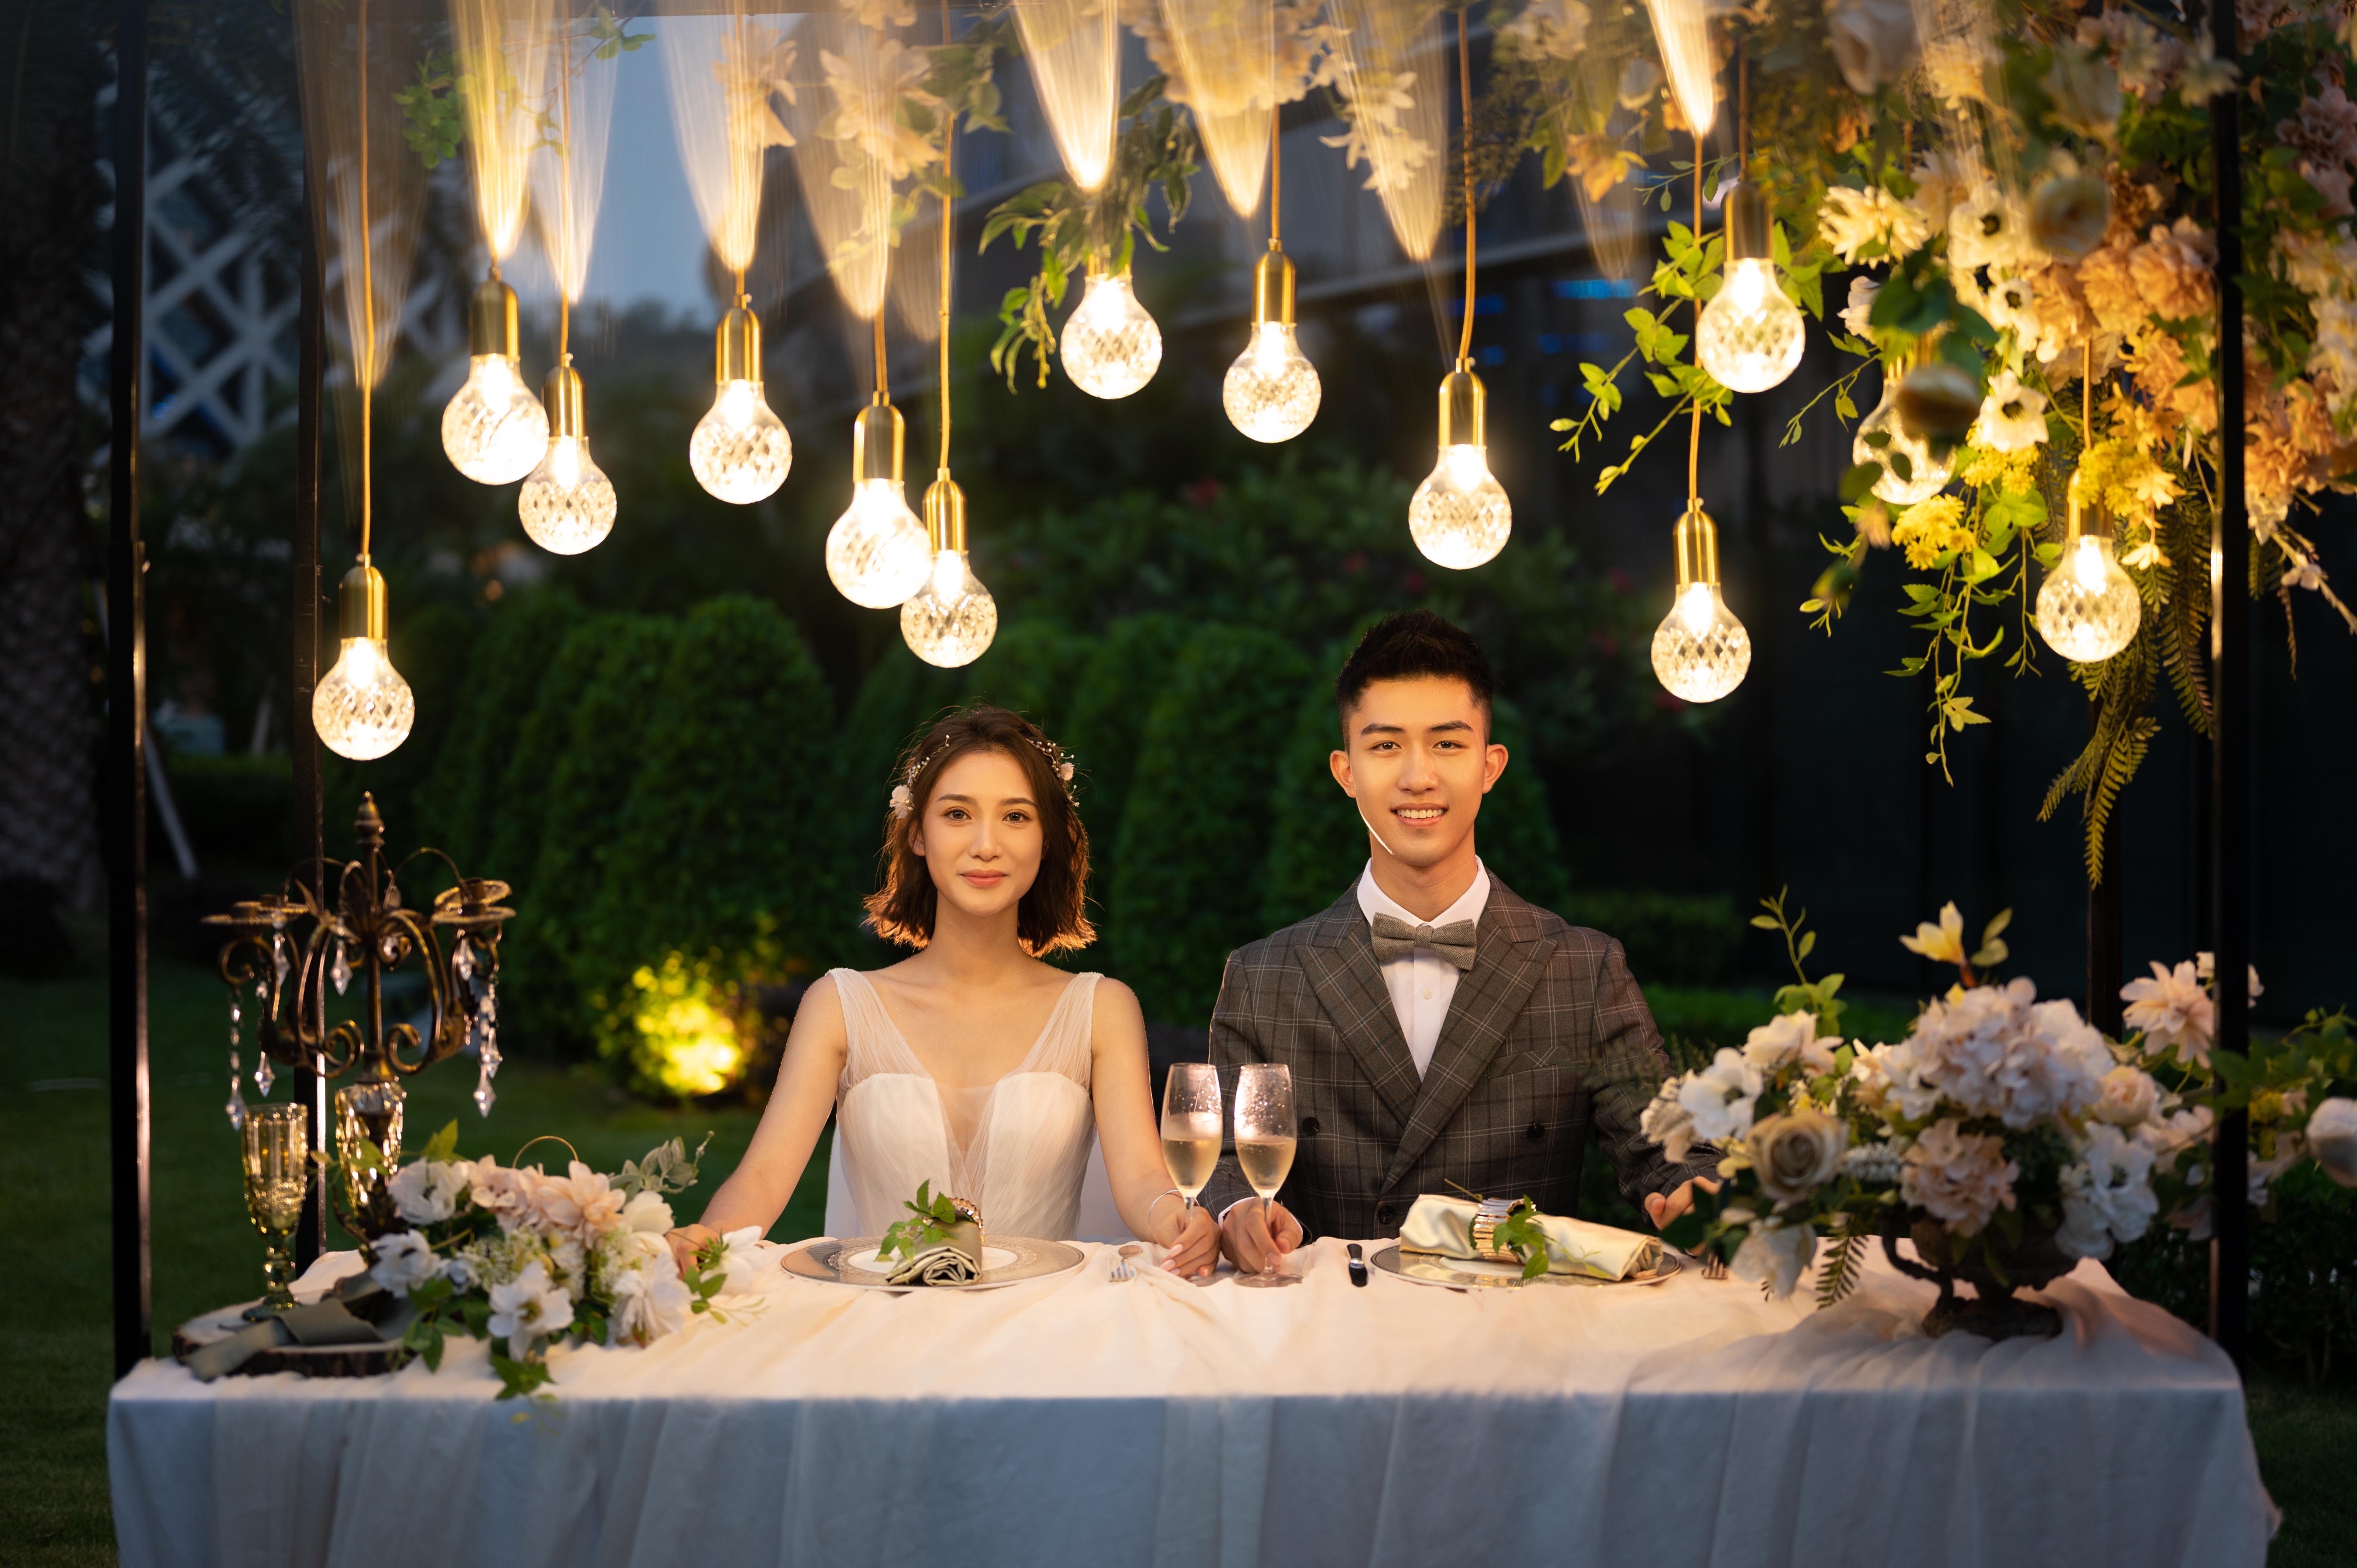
(1397, 1195), (1661, 1281)
(184, 1273), (416, 1380)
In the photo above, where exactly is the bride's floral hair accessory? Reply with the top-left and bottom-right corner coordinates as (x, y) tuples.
(866, 704), (1094, 956)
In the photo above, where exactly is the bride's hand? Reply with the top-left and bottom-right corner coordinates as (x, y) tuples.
(1155, 1200), (1221, 1279)
(666, 1224), (718, 1278)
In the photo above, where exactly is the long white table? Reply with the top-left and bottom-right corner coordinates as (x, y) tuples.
(109, 1238), (2273, 1568)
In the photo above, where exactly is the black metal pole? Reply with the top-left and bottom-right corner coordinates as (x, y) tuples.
(291, 123), (329, 1271)
(2208, 0), (2250, 1367)
(108, 0), (153, 1379)
(2088, 706), (2124, 1037)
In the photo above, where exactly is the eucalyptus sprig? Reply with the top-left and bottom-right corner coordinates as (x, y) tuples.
(981, 75), (1199, 391)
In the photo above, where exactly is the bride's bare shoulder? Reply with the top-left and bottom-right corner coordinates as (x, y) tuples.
(1088, 974), (1145, 1027)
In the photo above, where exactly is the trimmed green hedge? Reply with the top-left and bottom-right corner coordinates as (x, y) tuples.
(1060, 614), (1195, 925)
(1557, 889), (1744, 988)
(414, 590), (584, 870)
(1105, 624), (1309, 1026)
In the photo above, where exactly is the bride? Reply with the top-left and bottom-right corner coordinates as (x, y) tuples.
(668, 705), (1221, 1277)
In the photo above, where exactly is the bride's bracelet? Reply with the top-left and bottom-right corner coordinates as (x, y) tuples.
(1147, 1189), (1188, 1235)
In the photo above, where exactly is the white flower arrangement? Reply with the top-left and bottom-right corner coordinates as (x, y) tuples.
(1648, 893), (2357, 1306)
(367, 1129), (758, 1399)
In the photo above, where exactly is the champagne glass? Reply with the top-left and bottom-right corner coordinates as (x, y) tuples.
(1232, 1062), (1299, 1287)
(1160, 1062), (1223, 1235)
(334, 1080), (405, 1241)
(242, 1103), (309, 1312)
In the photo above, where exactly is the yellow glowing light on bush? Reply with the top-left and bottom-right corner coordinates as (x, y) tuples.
(627, 954), (745, 1099)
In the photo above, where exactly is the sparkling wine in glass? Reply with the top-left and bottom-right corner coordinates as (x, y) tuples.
(1161, 1062), (1223, 1214)
(1232, 1062), (1299, 1287)
(242, 1103), (309, 1312)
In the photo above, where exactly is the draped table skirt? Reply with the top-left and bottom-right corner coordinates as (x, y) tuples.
(108, 1238), (2272, 1568)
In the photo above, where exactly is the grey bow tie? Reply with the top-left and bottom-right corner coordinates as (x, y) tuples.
(1369, 915), (1478, 970)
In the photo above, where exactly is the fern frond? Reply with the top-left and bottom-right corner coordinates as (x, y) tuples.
(1816, 1227), (1866, 1308)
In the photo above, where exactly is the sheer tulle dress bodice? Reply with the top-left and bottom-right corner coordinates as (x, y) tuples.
(831, 968), (1100, 1240)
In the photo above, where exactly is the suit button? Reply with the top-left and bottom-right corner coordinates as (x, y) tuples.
(1374, 1200), (1397, 1227)
(1526, 1122), (1547, 1143)
(1300, 1117), (1321, 1138)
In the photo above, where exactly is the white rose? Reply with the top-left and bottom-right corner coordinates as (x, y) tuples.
(2307, 1098), (2357, 1188)
(1743, 1011), (1836, 1075)
(2094, 1065), (2159, 1127)
(1747, 1109), (1851, 1203)
(619, 1189), (676, 1234)
(1824, 0), (1919, 94)
(1730, 1220), (1817, 1299)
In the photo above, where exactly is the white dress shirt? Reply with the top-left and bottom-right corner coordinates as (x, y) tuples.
(1357, 859), (1491, 1078)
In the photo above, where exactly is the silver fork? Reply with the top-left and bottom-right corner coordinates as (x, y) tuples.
(1697, 1251), (1730, 1281)
(1110, 1244), (1142, 1282)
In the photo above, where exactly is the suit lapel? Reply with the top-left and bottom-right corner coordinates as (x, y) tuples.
(1380, 880), (1556, 1191)
(1301, 891), (1422, 1128)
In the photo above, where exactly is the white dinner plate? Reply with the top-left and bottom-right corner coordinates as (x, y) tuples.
(780, 1236), (1088, 1291)
(1368, 1243), (1683, 1290)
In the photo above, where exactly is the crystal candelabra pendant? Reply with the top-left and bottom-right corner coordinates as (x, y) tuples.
(441, 276), (547, 484)
(1060, 269), (1162, 400)
(1648, 503), (1753, 703)
(690, 299), (792, 504)
(825, 401), (932, 608)
(517, 361), (616, 555)
(1694, 186), (1805, 395)
(1408, 364), (1511, 569)
(226, 991), (247, 1129)
(2035, 490), (2142, 663)
(1854, 379), (1952, 504)
(901, 475), (998, 667)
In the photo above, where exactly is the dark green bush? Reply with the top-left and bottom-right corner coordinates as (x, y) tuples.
(585, 597), (836, 1095)
(1105, 624), (1308, 1025)
(1060, 613), (1195, 922)
(501, 614), (677, 1054)
(1558, 890), (1744, 987)
(165, 753), (292, 867)
(413, 590), (584, 870)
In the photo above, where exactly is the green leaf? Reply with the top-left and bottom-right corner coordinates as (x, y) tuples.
(1839, 463), (1882, 503)
(1750, 914), (1782, 929)
(1796, 930), (1817, 960)
(423, 1120), (459, 1164)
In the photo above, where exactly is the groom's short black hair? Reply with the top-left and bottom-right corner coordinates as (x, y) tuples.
(1335, 611), (1495, 725)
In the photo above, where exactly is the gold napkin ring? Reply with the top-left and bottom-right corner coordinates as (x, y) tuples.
(1468, 1196), (1520, 1262)
(948, 1196), (984, 1261)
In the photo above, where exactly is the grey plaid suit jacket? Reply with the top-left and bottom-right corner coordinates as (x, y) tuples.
(1198, 875), (1710, 1241)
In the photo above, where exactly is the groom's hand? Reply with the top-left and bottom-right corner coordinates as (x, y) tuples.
(1219, 1197), (1301, 1274)
(1643, 1178), (1720, 1231)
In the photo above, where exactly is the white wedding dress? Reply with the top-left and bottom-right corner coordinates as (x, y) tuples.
(824, 967), (1119, 1241)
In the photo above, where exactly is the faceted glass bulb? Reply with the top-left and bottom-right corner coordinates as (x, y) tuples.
(312, 636), (415, 760)
(1696, 259), (1806, 394)
(826, 477), (933, 608)
(1222, 321), (1321, 442)
(900, 549), (998, 667)
(2035, 534), (2142, 662)
(1061, 272), (1162, 400)
(1409, 444), (1512, 569)
(1854, 383), (1952, 504)
(1651, 583), (1753, 703)
(441, 355), (548, 485)
(690, 379), (792, 504)
(518, 437), (617, 555)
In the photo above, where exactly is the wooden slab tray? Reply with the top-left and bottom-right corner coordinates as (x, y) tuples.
(172, 1302), (403, 1379)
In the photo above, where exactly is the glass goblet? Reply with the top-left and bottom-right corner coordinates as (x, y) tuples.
(1232, 1063), (1299, 1288)
(242, 1103), (309, 1312)
(334, 1080), (405, 1241)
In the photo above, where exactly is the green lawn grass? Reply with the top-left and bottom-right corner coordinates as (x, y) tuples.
(2, 956), (2348, 1565)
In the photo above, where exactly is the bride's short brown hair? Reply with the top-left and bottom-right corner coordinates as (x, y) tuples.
(862, 705), (1095, 955)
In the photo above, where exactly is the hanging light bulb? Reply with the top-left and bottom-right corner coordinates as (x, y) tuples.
(826, 397), (933, 608)
(517, 359), (616, 555)
(1696, 184), (1805, 394)
(1650, 503), (1753, 703)
(1408, 362), (1512, 569)
(690, 296), (792, 504)
(1060, 267), (1162, 399)
(1854, 369), (1953, 504)
(901, 473), (998, 667)
(1223, 245), (1321, 442)
(2035, 475), (2142, 662)
(442, 273), (548, 485)
(313, 563), (416, 760)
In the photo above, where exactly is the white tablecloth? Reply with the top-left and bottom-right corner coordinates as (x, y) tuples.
(109, 1240), (2272, 1568)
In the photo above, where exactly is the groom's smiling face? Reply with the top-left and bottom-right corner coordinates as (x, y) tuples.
(1329, 676), (1509, 870)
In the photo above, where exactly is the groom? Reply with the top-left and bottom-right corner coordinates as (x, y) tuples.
(1204, 611), (1715, 1272)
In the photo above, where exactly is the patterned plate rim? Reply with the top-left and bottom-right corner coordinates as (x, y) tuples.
(780, 1235), (1088, 1290)
(1367, 1242), (1683, 1289)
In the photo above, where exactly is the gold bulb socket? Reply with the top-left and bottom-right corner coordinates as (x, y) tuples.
(1723, 183), (1771, 264)
(337, 563), (389, 643)
(715, 299), (761, 385)
(466, 275), (520, 359)
(541, 361), (585, 441)
(2065, 473), (2113, 545)
(924, 470), (967, 553)
(1250, 247), (1297, 329)
(1439, 362), (1487, 451)
(1672, 502), (1721, 593)
(852, 400), (905, 486)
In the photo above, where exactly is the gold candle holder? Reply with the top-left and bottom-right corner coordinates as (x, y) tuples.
(241, 1103), (310, 1311)
(333, 1081), (406, 1242)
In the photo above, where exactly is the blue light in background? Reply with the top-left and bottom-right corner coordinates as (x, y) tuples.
(1444, 295), (1508, 316)
(1551, 278), (1640, 299)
